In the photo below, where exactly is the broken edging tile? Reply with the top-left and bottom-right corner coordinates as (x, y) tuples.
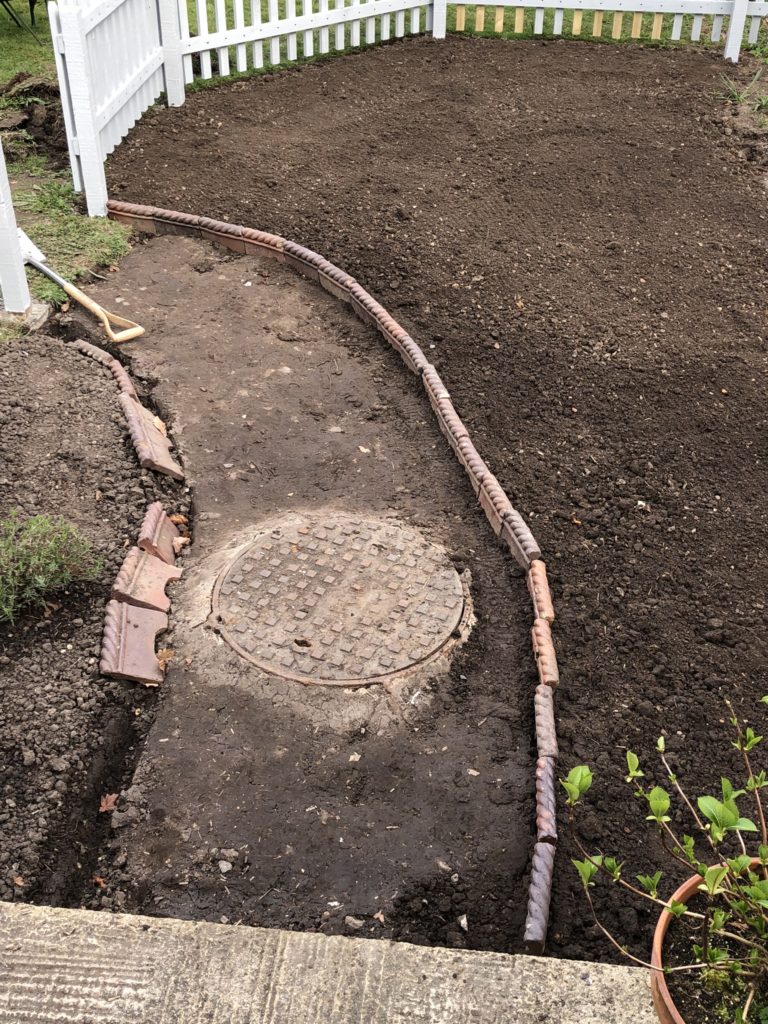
(100, 600), (168, 687)
(138, 501), (181, 564)
(118, 393), (184, 481)
(112, 546), (182, 613)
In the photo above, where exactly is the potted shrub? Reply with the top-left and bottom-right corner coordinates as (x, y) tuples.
(563, 698), (768, 1023)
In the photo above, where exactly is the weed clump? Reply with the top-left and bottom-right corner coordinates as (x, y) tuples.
(0, 512), (101, 623)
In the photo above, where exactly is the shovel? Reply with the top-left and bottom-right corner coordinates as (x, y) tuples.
(19, 230), (144, 344)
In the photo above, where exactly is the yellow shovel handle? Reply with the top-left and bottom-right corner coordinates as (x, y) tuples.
(63, 281), (145, 344)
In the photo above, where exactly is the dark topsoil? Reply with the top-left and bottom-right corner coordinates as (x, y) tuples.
(0, 334), (187, 906)
(105, 35), (768, 963)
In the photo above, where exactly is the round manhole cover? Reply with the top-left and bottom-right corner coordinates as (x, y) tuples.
(212, 512), (468, 686)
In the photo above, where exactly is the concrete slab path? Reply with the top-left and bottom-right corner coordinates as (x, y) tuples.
(0, 901), (656, 1024)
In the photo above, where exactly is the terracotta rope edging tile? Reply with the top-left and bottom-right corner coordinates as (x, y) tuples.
(138, 501), (181, 565)
(118, 393), (184, 481)
(105, 199), (561, 950)
(112, 546), (182, 613)
(99, 599), (168, 687)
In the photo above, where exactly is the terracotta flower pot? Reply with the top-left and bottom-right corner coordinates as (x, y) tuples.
(650, 872), (700, 1024)
(650, 859), (763, 1024)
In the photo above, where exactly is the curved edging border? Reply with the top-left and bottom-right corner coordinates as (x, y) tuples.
(106, 198), (562, 952)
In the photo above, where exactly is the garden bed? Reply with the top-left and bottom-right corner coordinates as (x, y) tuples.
(105, 35), (768, 960)
(0, 334), (187, 905)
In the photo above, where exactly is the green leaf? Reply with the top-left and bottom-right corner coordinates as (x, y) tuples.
(760, 844), (768, 865)
(665, 899), (686, 918)
(572, 857), (600, 889)
(656, 736), (666, 753)
(744, 727), (763, 751)
(711, 908), (729, 931)
(735, 817), (758, 832)
(700, 865), (729, 896)
(561, 766), (593, 806)
(727, 855), (753, 876)
(602, 856), (622, 881)
(647, 786), (671, 823)
(637, 871), (663, 898)
(625, 751), (644, 783)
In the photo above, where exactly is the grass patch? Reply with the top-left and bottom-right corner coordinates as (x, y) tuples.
(11, 176), (131, 303)
(0, 511), (101, 624)
(0, 7), (55, 83)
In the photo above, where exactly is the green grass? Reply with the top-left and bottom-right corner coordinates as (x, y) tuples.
(0, 6), (132, 312)
(0, 511), (101, 623)
(0, 5), (55, 82)
(11, 176), (131, 303)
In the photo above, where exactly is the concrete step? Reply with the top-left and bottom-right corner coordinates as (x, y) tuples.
(0, 902), (656, 1023)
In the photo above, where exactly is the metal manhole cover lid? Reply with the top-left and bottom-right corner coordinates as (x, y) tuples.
(212, 511), (467, 686)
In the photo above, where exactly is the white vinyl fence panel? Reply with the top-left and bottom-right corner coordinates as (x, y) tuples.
(0, 145), (31, 314)
(49, 0), (181, 215)
(165, 0), (433, 86)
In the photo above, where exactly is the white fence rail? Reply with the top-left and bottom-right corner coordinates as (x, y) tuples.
(0, 144), (31, 315)
(50, 0), (767, 216)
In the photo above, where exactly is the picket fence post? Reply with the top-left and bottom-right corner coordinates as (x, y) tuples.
(56, 0), (108, 216)
(432, 0), (448, 37)
(158, 0), (186, 105)
(0, 144), (31, 314)
(724, 0), (749, 59)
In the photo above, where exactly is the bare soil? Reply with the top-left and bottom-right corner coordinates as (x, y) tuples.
(77, 234), (534, 953)
(105, 34), (768, 971)
(0, 334), (187, 905)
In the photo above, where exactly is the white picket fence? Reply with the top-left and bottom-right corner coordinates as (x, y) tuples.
(0, 144), (31, 314)
(38, 0), (768, 219)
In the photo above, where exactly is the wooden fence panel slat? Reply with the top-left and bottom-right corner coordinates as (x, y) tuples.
(494, 5), (505, 29)
(572, 8), (582, 30)
(475, 4), (486, 29)
(592, 8), (603, 31)
(533, 6), (544, 29)
(630, 10), (643, 33)
(711, 11), (723, 37)
(611, 10), (623, 33)
(455, 3), (465, 27)
(552, 7), (563, 30)
(651, 10), (663, 35)
(514, 6), (524, 30)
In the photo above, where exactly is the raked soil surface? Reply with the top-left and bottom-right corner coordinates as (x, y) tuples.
(105, 35), (768, 963)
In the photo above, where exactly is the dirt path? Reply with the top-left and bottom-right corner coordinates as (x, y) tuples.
(105, 37), (768, 961)
(81, 233), (533, 952)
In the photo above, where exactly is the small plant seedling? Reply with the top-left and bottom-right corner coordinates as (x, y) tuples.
(722, 75), (749, 103)
(0, 512), (101, 623)
(754, 96), (768, 113)
(564, 698), (768, 1022)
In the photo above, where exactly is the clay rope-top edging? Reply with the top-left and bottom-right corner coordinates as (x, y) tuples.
(105, 198), (561, 952)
